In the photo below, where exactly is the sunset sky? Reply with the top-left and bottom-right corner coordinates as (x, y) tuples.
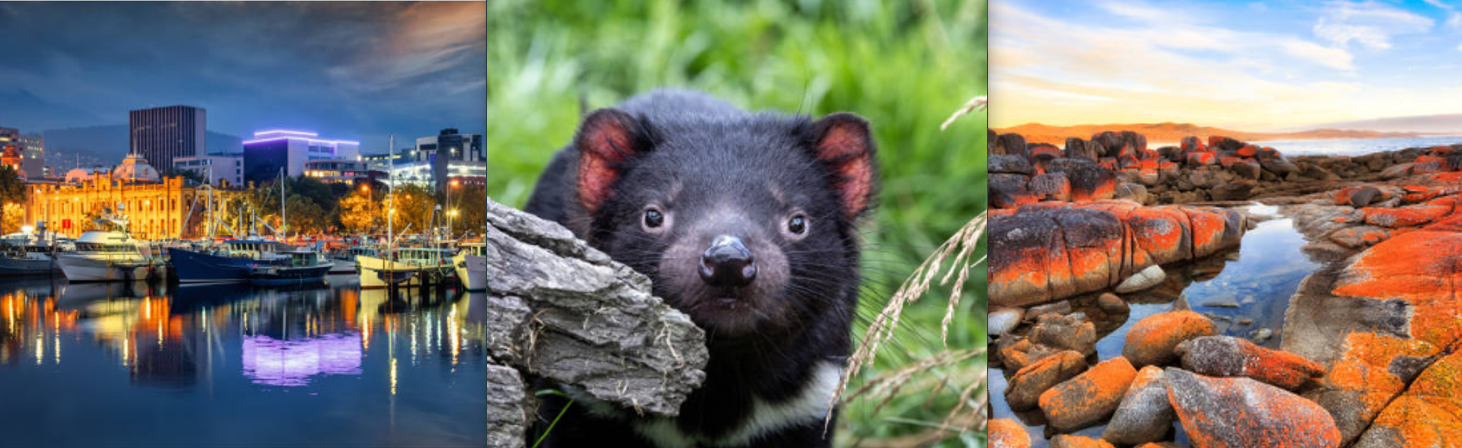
(0, 2), (486, 153)
(991, 0), (1462, 131)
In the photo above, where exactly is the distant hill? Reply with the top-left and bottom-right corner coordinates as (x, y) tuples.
(994, 122), (1420, 146)
(42, 124), (242, 170)
(1294, 114), (1462, 135)
(0, 89), (106, 131)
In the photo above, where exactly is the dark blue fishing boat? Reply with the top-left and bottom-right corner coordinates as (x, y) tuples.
(168, 240), (324, 284)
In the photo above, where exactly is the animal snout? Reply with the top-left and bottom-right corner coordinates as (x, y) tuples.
(699, 235), (756, 287)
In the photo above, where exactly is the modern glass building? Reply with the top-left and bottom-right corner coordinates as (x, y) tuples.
(129, 105), (207, 169)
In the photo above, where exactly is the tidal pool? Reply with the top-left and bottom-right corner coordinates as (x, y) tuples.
(0, 276), (487, 447)
(989, 213), (1321, 446)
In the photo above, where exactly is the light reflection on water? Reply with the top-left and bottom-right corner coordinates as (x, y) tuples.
(0, 277), (487, 447)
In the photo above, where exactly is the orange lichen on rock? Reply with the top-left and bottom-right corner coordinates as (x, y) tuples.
(1351, 350), (1462, 448)
(1430, 172), (1462, 184)
(1321, 332), (1441, 421)
(1049, 435), (1117, 448)
(988, 419), (1031, 448)
(1123, 311), (1217, 367)
(1039, 357), (1138, 432)
(1167, 369), (1341, 448)
(1333, 230), (1462, 347)
(1006, 350), (1088, 410)
(1178, 336), (1324, 390)
(1362, 204), (1453, 228)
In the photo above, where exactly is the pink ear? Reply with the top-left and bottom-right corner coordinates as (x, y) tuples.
(575, 108), (647, 214)
(812, 113), (878, 218)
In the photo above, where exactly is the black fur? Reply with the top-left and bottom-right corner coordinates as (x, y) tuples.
(524, 89), (877, 448)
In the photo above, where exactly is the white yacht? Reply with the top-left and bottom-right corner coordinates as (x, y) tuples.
(57, 230), (162, 282)
(452, 243), (486, 291)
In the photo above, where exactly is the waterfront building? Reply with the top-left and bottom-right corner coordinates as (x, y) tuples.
(303, 159), (384, 186)
(129, 105), (207, 169)
(242, 129), (359, 184)
(25, 154), (240, 240)
(173, 153), (243, 187)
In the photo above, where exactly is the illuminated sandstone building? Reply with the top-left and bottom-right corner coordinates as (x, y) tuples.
(24, 154), (239, 240)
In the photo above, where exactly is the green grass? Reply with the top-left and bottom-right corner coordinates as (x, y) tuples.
(488, 1), (987, 445)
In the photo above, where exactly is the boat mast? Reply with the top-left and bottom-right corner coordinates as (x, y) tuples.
(279, 167), (286, 243)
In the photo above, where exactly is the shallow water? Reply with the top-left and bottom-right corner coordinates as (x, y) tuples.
(1252, 136), (1462, 157)
(989, 214), (1321, 446)
(0, 276), (487, 447)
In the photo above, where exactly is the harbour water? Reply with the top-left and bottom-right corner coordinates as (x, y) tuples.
(0, 276), (487, 447)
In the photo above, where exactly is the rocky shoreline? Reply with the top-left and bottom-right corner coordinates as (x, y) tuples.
(988, 130), (1462, 448)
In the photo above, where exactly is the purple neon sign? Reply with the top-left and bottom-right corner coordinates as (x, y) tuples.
(254, 129), (319, 137)
(243, 137), (361, 146)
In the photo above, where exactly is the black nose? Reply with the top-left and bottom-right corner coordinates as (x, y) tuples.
(700, 235), (756, 287)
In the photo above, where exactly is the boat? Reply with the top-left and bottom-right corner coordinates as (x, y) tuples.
(328, 246), (378, 275)
(168, 239), (332, 285)
(0, 232), (65, 275)
(248, 251), (334, 285)
(453, 242), (486, 291)
(57, 230), (164, 282)
(356, 247), (455, 289)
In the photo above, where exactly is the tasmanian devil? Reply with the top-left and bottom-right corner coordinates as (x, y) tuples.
(522, 89), (879, 447)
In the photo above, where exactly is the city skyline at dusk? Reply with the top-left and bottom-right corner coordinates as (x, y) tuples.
(0, 2), (487, 155)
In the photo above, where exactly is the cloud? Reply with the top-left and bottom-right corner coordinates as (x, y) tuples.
(1313, 1), (1434, 49)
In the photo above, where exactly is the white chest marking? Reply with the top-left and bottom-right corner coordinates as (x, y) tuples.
(573, 361), (843, 448)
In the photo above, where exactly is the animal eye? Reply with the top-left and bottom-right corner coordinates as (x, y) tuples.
(644, 208), (665, 229)
(787, 214), (807, 235)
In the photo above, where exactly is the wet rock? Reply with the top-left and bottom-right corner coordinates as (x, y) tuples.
(1135, 444), (1183, 448)
(1048, 158), (1118, 201)
(1176, 336), (1324, 390)
(989, 419), (1032, 448)
(1030, 313), (1098, 356)
(1114, 182), (1148, 204)
(998, 336), (1065, 372)
(1123, 311), (1217, 367)
(1115, 265), (1166, 293)
(1210, 182), (1252, 201)
(996, 133), (1029, 157)
(990, 154), (1035, 175)
(1030, 173), (1073, 202)
(991, 173), (1038, 209)
(989, 307), (1025, 336)
(1260, 158), (1299, 177)
(1230, 160), (1261, 180)
(1202, 300), (1239, 308)
(1027, 301), (1073, 319)
(1166, 369), (1341, 448)
(1006, 350), (1087, 410)
(1097, 293), (1129, 314)
(1249, 328), (1273, 343)
(1352, 350), (1462, 448)
(1039, 357), (1139, 432)
(1362, 203), (1453, 228)
(1332, 186), (1383, 208)
(483, 197), (709, 416)
(989, 201), (1244, 308)
(1049, 435), (1116, 448)
(1327, 226), (1390, 249)
(1066, 138), (1097, 160)
(1104, 366), (1175, 445)
(1332, 230), (1462, 348)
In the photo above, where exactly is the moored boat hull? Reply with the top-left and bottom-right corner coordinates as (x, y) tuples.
(454, 254), (486, 291)
(57, 254), (157, 282)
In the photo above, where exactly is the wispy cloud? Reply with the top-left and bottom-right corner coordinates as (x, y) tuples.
(991, 0), (1462, 130)
(1313, 1), (1434, 49)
